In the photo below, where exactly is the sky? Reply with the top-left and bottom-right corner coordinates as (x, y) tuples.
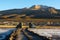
(0, 0), (60, 11)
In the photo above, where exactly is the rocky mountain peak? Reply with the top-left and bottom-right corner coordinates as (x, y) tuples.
(30, 5), (41, 10)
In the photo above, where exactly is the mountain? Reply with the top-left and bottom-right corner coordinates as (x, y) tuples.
(0, 5), (60, 19)
(29, 5), (49, 10)
(30, 5), (58, 14)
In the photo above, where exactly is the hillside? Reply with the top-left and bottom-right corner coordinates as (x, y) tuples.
(0, 5), (60, 19)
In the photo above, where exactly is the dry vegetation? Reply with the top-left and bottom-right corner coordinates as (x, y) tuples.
(36, 26), (60, 29)
(2, 18), (60, 22)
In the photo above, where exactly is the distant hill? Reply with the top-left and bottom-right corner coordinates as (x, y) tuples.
(0, 5), (60, 19)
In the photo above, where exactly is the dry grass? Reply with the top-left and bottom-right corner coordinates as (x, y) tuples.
(36, 26), (60, 29)
(1, 19), (60, 22)
(0, 25), (16, 28)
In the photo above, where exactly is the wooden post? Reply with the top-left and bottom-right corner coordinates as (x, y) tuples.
(29, 22), (32, 28)
(16, 22), (22, 28)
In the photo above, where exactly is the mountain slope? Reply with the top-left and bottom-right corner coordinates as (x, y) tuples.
(0, 5), (60, 19)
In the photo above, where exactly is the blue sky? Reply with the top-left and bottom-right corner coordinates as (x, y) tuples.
(0, 0), (60, 10)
